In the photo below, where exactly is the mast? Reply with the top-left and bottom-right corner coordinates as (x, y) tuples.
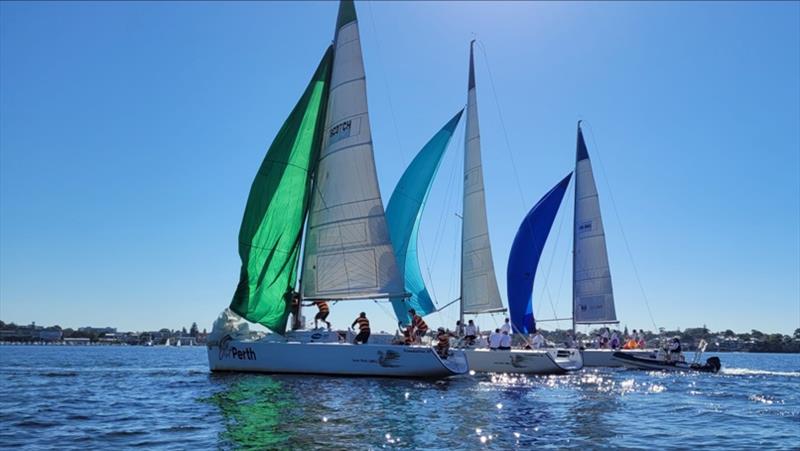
(572, 121), (581, 336)
(459, 40), (477, 330)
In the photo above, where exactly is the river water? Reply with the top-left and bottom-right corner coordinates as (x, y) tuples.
(0, 346), (797, 450)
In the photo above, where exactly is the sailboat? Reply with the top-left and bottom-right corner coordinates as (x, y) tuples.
(384, 41), (581, 374)
(569, 123), (654, 367)
(206, 1), (467, 378)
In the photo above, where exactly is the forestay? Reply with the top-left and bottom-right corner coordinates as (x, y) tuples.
(573, 124), (617, 323)
(387, 111), (463, 325)
(229, 47), (333, 334)
(461, 41), (505, 314)
(507, 174), (572, 334)
(301, 1), (405, 301)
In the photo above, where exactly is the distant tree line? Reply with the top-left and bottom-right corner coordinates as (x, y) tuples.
(0, 320), (206, 344)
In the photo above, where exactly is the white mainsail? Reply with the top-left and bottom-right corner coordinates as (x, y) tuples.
(301, 1), (405, 300)
(461, 41), (505, 315)
(573, 123), (617, 323)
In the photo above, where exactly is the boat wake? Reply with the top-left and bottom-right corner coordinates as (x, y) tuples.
(720, 367), (800, 377)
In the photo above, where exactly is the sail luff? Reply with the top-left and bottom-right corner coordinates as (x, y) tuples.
(461, 41), (505, 315)
(387, 110), (463, 325)
(507, 174), (572, 334)
(229, 46), (334, 334)
(301, 0), (406, 301)
(573, 123), (617, 324)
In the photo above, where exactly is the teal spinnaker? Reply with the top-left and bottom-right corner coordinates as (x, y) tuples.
(386, 110), (463, 325)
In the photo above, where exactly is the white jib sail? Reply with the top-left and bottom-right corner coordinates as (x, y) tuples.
(573, 125), (617, 323)
(301, 2), (405, 300)
(461, 42), (505, 315)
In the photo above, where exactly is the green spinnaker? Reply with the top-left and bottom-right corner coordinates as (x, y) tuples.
(229, 46), (333, 334)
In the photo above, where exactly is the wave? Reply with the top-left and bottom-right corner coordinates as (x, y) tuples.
(720, 367), (800, 377)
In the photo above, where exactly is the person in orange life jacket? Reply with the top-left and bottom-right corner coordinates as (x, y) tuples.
(351, 312), (370, 344)
(302, 300), (331, 330)
(435, 327), (455, 358)
(408, 309), (429, 343)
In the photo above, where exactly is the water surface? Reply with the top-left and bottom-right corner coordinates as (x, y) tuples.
(0, 347), (797, 449)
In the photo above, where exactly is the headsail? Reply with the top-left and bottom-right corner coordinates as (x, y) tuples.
(461, 41), (504, 314)
(387, 110), (463, 325)
(301, 1), (405, 300)
(229, 46), (334, 334)
(573, 123), (617, 324)
(507, 174), (572, 334)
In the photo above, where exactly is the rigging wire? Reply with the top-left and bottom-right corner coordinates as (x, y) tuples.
(475, 40), (528, 208)
(366, 1), (408, 166)
(581, 121), (659, 332)
(535, 177), (572, 327)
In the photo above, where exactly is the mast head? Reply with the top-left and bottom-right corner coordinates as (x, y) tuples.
(576, 123), (590, 162)
(468, 40), (476, 90)
(336, 0), (357, 29)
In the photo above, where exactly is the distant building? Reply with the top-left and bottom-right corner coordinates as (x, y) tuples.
(78, 327), (117, 335)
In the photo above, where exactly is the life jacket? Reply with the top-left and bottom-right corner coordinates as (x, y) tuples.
(412, 315), (428, 332)
(316, 301), (329, 313)
(354, 317), (370, 331)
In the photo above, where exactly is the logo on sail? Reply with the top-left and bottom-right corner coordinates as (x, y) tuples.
(329, 119), (352, 143)
(578, 221), (593, 233)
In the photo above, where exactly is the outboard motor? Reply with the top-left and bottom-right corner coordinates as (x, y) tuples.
(705, 356), (721, 373)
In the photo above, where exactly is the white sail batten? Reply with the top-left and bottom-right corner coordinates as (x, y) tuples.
(573, 126), (617, 323)
(461, 42), (505, 315)
(301, 2), (405, 301)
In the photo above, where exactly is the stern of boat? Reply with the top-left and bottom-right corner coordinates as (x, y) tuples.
(435, 348), (469, 375)
(548, 348), (583, 372)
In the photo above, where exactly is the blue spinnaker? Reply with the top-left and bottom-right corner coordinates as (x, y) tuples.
(507, 173), (572, 334)
(387, 110), (463, 325)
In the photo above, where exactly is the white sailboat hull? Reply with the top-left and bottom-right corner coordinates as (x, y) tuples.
(464, 348), (583, 374)
(207, 337), (468, 378)
(581, 348), (657, 367)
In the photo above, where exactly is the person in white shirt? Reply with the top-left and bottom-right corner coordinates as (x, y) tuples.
(500, 318), (512, 335)
(455, 320), (465, 338)
(464, 320), (478, 346)
(489, 329), (503, 350)
(499, 331), (512, 350)
(531, 331), (545, 349)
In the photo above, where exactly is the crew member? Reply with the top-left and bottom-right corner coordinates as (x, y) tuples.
(489, 328), (503, 350)
(500, 317), (512, 335)
(667, 337), (682, 361)
(531, 331), (545, 349)
(499, 330), (512, 351)
(351, 312), (371, 344)
(455, 320), (465, 339)
(408, 309), (429, 343)
(464, 320), (478, 346)
(435, 327), (455, 358)
(312, 300), (331, 330)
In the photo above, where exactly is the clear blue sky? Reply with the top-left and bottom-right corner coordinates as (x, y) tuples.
(1, 1), (798, 335)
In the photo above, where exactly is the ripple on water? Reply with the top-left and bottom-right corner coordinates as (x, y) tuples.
(0, 347), (798, 449)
